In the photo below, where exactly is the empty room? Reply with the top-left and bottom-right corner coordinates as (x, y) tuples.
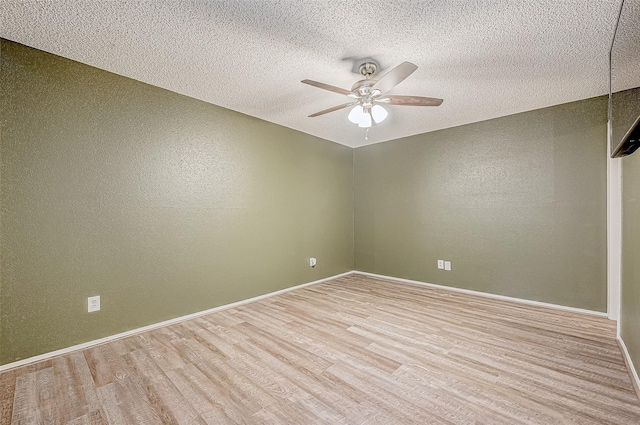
(1, 1), (640, 424)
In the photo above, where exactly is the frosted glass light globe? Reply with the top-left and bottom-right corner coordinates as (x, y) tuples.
(348, 105), (364, 124)
(371, 105), (388, 123)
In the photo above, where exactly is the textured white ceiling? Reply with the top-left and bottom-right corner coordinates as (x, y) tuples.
(1, 0), (638, 147)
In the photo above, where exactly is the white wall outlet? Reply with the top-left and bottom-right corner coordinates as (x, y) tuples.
(310, 257), (317, 268)
(444, 261), (451, 271)
(437, 260), (444, 269)
(88, 295), (100, 312)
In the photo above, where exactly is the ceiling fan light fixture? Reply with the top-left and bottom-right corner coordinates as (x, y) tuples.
(358, 111), (372, 128)
(348, 105), (364, 124)
(371, 105), (388, 124)
(349, 105), (378, 128)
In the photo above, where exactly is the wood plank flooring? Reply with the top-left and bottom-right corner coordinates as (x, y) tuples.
(2, 274), (639, 424)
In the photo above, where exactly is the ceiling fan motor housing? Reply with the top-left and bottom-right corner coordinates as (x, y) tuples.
(350, 79), (377, 94)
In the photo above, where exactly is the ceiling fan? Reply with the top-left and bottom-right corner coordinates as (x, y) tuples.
(302, 60), (443, 128)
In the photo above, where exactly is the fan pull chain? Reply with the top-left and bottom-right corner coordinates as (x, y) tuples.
(365, 127), (370, 141)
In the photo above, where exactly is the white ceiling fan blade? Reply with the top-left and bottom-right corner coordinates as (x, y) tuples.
(376, 95), (443, 106)
(308, 102), (358, 117)
(371, 62), (418, 95)
(301, 79), (352, 96)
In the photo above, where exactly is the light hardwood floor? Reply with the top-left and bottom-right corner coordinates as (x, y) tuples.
(2, 274), (639, 424)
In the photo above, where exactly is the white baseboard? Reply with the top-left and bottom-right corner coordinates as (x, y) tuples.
(617, 336), (640, 400)
(353, 271), (609, 318)
(0, 269), (613, 373)
(0, 271), (355, 372)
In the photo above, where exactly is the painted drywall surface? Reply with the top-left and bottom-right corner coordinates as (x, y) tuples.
(354, 97), (608, 311)
(0, 40), (3, 354)
(0, 39), (353, 364)
(622, 134), (640, 377)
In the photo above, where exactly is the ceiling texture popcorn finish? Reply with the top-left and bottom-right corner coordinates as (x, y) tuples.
(1, 0), (637, 147)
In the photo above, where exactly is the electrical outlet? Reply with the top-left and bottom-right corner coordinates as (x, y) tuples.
(444, 261), (451, 271)
(310, 257), (317, 267)
(437, 260), (444, 269)
(88, 295), (100, 312)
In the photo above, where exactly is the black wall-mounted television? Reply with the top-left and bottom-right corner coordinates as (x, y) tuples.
(610, 0), (640, 158)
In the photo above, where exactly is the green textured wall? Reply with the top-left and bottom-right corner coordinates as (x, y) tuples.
(0, 40), (354, 365)
(0, 40), (3, 360)
(0, 37), (615, 366)
(622, 133), (640, 378)
(354, 97), (608, 311)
